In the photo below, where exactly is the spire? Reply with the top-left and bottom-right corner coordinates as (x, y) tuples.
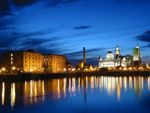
(136, 43), (139, 49)
(115, 44), (120, 57)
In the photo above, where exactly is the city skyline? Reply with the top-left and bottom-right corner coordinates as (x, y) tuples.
(0, 0), (150, 65)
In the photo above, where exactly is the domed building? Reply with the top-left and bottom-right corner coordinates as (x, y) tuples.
(99, 50), (115, 68)
(98, 45), (134, 68)
(106, 51), (114, 61)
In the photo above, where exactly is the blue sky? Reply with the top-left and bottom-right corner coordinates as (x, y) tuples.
(0, 0), (150, 65)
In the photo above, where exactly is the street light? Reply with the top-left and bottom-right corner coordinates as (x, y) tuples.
(1, 67), (6, 73)
(12, 66), (16, 70)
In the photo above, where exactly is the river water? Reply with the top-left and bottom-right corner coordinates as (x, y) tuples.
(0, 76), (150, 113)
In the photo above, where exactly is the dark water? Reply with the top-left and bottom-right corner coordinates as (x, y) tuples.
(0, 76), (150, 113)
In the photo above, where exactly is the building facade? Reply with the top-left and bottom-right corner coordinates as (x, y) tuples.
(133, 45), (141, 66)
(1, 51), (44, 73)
(22, 51), (44, 72)
(98, 45), (135, 68)
(43, 54), (67, 73)
(99, 51), (115, 68)
(1, 51), (68, 73)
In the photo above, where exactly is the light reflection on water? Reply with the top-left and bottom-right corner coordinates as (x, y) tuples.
(0, 76), (150, 112)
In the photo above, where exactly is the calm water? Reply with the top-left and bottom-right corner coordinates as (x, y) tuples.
(0, 76), (150, 113)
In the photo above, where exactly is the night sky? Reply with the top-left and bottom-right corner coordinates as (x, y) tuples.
(0, 0), (150, 65)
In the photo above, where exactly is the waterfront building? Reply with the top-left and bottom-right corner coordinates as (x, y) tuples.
(99, 51), (115, 68)
(43, 54), (67, 73)
(98, 45), (134, 68)
(1, 50), (43, 73)
(133, 45), (141, 66)
(1, 50), (67, 73)
(115, 45), (121, 58)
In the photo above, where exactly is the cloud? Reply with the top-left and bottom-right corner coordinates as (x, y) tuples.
(0, 18), (16, 31)
(0, 0), (11, 16)
(65, 47), (106, 65)
(116, 0), (150, 5)
(74, 26), (92, 30)
(0, 0), (39, 17)
(66, 48), (104, 58)
(136, 31), (150, 42)
(45, 0), (79, 7)
(142, 44), (150, 48)
(0, 26), (63, 54)
(12, 0), (37, 6)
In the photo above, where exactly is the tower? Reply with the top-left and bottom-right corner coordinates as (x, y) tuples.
(83, 47), (86, 65)
(133, 44), (141, 66)
(115, 45), (120, 58)
(115, 45), (121, 67)
(133, 44), (141, 61)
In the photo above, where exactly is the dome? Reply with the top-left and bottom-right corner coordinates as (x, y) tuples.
(122, 57), (126, 61)
(107, 51), (112, 54)
(106, 51), (114, 61)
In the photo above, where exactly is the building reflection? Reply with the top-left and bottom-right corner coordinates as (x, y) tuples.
(24, 80), (45, 105)
(10, 83), (16, 108)
(1, 82), (5, 106)
(148, 77), (150, 90)
(0, 76), (149, 107)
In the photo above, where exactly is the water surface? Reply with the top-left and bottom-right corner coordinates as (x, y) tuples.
(0, 75), (150, 113)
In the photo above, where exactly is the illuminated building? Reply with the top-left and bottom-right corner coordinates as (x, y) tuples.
(124, 55), (133, 66)
(1, 50), (68, 73)
(115, 45), (121, 57)
(98, 45), (133, 68)
(133, 45), (141, 66)
(77, 47), (94, 71)
(1, 50), (43, 73)
(99, 51), (115, 68)
(133, 45), (141, 61)
(77, 61), (84, 70)
(83, 65), (94, 71)
(43, 54), (67, 73)
(114, 45), (121, 67)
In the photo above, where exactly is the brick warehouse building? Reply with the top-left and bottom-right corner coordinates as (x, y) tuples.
(0, 50), (67, 73)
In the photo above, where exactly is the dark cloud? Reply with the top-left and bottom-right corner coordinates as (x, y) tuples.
(0, 17), (14, 26)
(5, 27), (61, 39)
(15, 38), (60, 53)
(0, 26), (16, 31)
(0, 35), (62, 54)
(136, 31), (150, 42)
(142, 44), (150, 48)
(0, 0), (11, 16)
(0, 26), (63, 53)
(65, 47), (106, 65)
(12, 0), (37, 6)
(0, 34), (18, 49)
(0, 0), (38, 17)
(74, 26), (91, 30)
(66, 48), (104, 58)
(20, 38), (48, 47)
(116, 0), (150, 5)
(45, 0), (79, 7)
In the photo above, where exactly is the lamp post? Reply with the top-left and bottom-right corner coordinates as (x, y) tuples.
(1, 67), (6, 74)
(11, 66), (16, 74)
